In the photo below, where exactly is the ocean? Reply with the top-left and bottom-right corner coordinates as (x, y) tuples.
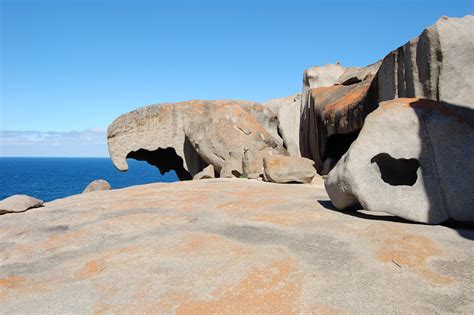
(0, 157), (178, 202)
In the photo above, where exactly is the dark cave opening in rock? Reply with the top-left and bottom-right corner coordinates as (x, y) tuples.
(371, 153), (420, 186)
(324, 131), (360, 170)
(126, 147), (192, 181)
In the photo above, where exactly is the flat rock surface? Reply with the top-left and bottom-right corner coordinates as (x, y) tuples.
(1, 179), (473, 313)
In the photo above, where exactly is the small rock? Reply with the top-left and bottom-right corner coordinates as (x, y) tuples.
(220, 152), (243, 178)
(83, 180), (112, 193)
(193, 165), (215, 180)
(263, 155), (316, 184)
(0, 195), (43, 214)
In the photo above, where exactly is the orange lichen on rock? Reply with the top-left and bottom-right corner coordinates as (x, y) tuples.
(377, 234), (454, 286)
(74, 259), (106, 279)
(362, 224), (454, 287)
(175, 258), (302, 314)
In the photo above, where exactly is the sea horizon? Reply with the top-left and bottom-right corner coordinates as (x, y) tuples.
(0, 157), (178, 202)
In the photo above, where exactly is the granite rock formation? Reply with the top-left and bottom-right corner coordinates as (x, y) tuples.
(373, 16), (474, 112)
(0, 195), (43, 215)
(300, 63), (381, 174)
(1, 179), (472, 313)
(325, 98), (474, 224)
(83, 180), (111, 193)
(262, 93), (301, 156)
(107, 100), (287, 180)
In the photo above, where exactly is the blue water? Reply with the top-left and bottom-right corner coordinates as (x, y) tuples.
(0, 157), (178, 201)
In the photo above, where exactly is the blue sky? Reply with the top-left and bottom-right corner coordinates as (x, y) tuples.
(1, 0), (473, 156)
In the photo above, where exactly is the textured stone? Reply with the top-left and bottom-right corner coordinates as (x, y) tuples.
(338, 60), (382, 85)
(263, 155), (316, 183)
(219, 152), (243, 178)
(0, 179), (473, 313)
(0, 195), (43, 214)
(184, 105), (287, 174)
(83, 180), (111, 193)
(107, 100), (287, 179)
(325, 98), (474, 224)
(262, 93), (301, 156)
(242, 146), (280, 178)
(193, 165), (215, 180)
(373, 15), (474, 113)
(300, 78), (376, 174)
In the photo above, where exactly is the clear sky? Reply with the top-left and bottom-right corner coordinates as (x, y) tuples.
(1, 0), (473, 156)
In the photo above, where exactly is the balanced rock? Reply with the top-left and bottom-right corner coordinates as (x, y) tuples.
(193, 165), (215, 180)
(107, 100), (287, 180)
(263, 155), (316, 184)
(0, 195), (43, 214)
(325, 98), (474, 224)
(83, 179), (112, 193)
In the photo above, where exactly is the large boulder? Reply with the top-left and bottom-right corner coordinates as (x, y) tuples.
(107, 100), (287, 180)
(83, 180), (111, 193)
(263, 155), (316, 184)
(0, 195), (43, 214)
(300, 77), (376, 175)
(262, 93), (301, 156)
(300, 62), (381, 173)
(372, 15), (474, 115)
(325, 98), (474, 224)
(183, 104), (287, 174)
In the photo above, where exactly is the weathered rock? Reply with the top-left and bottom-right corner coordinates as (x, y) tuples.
(263, 155), (316, 183)
(242, 146), (280, 178)
(193, 165), (215, 180)
(0, 195), (43, 214)
(300, 77), (376, 174)
(373, 15), (474, 114)
(300, 61), (381, 174)
(325, 98), (474, 224)
(262, 93), (301, 156)
(184, 104), (287, 174)
(303, 63), (346, 92)
(1, 179), (472, 313)
(219, 152), (243, 178)
(83, 179), (111, 193)
(338, 60), (382, 85)
(107, 100), (287, 180)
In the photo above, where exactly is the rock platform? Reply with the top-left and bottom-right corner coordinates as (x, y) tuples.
(1, 179), (473, 313)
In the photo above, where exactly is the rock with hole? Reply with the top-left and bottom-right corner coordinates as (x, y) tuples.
(220, 152), (243, 178)
(325, 98), (474, 224)
(107, 100), (287, 180)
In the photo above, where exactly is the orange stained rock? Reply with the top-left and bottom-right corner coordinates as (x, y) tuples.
(370, 225), (454, 287)
(175, 258), (303, 314)
(0, 275), (26, 289)
(74, 259), (106, 279)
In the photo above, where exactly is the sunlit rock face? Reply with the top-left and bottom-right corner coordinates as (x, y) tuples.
(300, 15), (474, 177)
(373, 16), (474, 112)
(325, 98), (474, 224)
(107, 100), (287, 180)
